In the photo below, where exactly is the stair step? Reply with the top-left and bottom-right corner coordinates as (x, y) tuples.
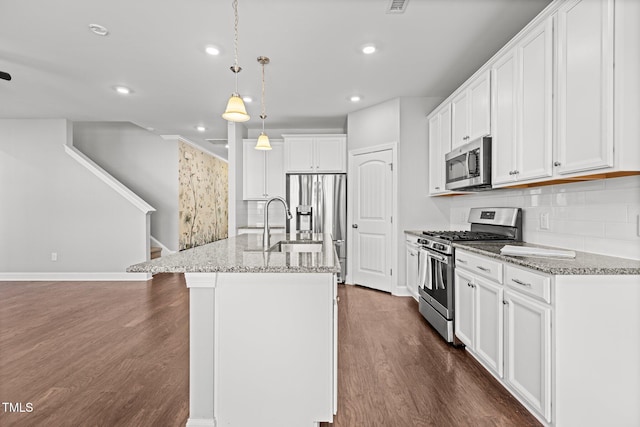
(150, 246), (162, 259)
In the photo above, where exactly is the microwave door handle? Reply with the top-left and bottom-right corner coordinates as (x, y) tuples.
(466, 152), (472, 176)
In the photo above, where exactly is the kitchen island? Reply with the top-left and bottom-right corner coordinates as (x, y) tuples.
(128, 233), (340, 427)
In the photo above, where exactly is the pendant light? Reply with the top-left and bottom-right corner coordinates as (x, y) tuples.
(222, 0), (250, 122)
(254, 56), (272, 150)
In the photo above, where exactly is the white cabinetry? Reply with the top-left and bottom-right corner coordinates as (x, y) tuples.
(455, 252), (504, 377)
(243, 139), (285, 200)
(556, 0), (614, 175)
(283, 134), (347, 173)
(428, 104), (452, 195)
(404, 234), (420, 299)
(451, 70), (491, 148)
(492, 17), (553, 187)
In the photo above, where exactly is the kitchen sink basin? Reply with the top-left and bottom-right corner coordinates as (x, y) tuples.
(269, 240), (323, 253)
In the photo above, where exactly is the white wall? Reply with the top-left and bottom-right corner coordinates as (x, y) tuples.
(448, 175), (640, 260)
(0, 119), (149, 273)
(228, 122), (248, 235)
(347, 98), (400, 151)
(73, 122), (179, 251)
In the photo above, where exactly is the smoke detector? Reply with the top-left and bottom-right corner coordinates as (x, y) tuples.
(386, 0), (409, 14)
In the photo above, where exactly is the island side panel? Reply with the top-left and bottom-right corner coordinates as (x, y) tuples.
(185, 273), (217, 427)
(215, 272), (334, 427)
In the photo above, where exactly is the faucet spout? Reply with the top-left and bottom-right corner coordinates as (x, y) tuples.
(264, 196), (291, 250)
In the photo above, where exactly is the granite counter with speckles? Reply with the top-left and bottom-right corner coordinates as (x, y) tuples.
(453, 241), (640, 275)
(127, 233), (340, 274)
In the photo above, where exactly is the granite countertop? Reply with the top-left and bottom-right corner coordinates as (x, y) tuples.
(405, 230), (425, 238)
(127, 233), (340, 274)
(453, 241), (640, 275)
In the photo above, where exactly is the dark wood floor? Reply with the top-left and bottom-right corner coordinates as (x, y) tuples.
(0, 275), (540, 426)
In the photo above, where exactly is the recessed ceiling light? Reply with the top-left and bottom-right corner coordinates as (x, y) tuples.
(362, 45), (376, 54)
(349, 95), (362, 102)
(196, 126), (206, 132)
(205, 45), (220, 56)
(113, 86), (132, 95)
(88, 24), (109, 36)
(242, 96), (252, 103)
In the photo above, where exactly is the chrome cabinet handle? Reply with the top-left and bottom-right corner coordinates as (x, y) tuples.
(512, 278), (532, 287)
(435, 186), (440, 190)
(352, 224), (358, 228)
(513, 170), (519, 175)
(554, 161), (561, 166)
(476, 266), (491, 272)
(457, 258), (467, 264)
(503, 300), (509, 305)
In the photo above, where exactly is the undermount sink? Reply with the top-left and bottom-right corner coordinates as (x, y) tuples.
(269, 240), (323, 253)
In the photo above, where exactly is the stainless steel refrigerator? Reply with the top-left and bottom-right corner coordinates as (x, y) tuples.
(286, 173), (347, 283)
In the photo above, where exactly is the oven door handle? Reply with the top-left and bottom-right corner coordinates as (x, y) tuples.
(425, 250), (447, 264)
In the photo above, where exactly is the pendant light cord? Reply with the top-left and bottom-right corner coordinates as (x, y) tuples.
(261, 61), (266, 130)
(232, 0), (240, 92)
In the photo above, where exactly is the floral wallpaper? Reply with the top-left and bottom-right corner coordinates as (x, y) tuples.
(178, 142), (228, 250)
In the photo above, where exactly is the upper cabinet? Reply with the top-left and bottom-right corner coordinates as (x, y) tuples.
(243, 139), (285, 200)
(451, 70), (491, 149)
(428, 0), (640, 196)
(492, 17), (553, 187)
(284, 134), (347, 173)
(556, 0), (614, 175)
(428, 103), (452, 195)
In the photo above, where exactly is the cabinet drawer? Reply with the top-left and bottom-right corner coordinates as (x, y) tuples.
(455, 250), (503, 284)
(505, 265), (551, 304)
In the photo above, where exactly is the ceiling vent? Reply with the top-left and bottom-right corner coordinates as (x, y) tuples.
(386, 0), (409, 14)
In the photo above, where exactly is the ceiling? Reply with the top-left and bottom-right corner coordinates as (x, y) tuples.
(0, 0), (551, 159)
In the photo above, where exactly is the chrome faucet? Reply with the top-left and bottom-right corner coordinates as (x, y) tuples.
(263, 196), (293, 249)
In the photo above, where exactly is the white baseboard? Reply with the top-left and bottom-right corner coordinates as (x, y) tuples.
(392, 284), (413, 297)
(186, 418), (216, 427)
(0, 272), (152, 281)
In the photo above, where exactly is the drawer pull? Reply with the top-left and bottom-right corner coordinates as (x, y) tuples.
(512, 278), (532, 287)
(457, 259), (467, 264)
(476, 266), (491, 272)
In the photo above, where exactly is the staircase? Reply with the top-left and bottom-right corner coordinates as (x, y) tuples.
(150, 246), (162, 259)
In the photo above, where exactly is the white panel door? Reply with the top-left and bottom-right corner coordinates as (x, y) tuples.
(264, 141), (285, 198)
(556, 0), (614, 174)
(451, 90), (469, 148)
(351, 149), (392, 292)
(504, 290), (552, 422)
(243, 139), (266, 199)
(517, 17), (553, 182)
(491, 48), (518, 186)
(474, 276), (504, 377)
(315, 136), (346, 172)
(285, 137), (315, 172)
(468, 70), (491, 141)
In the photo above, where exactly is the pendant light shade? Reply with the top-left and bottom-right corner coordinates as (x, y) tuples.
(223, 93), (250, 122)
(255, 132), (272, 150)
(254, 56), (271, 150)
(222, 0), (250, 123)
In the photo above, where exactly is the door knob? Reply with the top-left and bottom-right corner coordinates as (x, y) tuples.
(352, 224), (358, 228)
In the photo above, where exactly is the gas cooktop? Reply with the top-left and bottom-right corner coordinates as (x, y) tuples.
(421, 230), (511, 242)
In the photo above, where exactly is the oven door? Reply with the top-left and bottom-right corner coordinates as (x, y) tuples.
(418, 247), (454, 320)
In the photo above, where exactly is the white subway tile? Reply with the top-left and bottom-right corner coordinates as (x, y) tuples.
(583, 237), (640, 260)
(604, 175), (640, 190)
(567, 204), (628, 222)
(552, 191), (585, 206)
(605, 223), (640, 241)
(584, 188), (640, 205)
(552, 179), (606, 193)
(552, 219), (605, 237)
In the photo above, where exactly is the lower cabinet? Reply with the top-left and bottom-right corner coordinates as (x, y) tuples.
(405, 234), (420, 299)
(454, 268), (504, 377)
(503, 289), (551, 422)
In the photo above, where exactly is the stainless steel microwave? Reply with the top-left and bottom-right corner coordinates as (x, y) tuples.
(444, 136), (492, 191)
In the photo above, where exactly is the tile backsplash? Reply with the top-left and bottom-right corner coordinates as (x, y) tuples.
(449, 175), (640, 260)
(247, 200), (287, 227)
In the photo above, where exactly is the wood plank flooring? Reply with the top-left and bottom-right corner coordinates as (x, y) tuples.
(0, 275), (540, 426)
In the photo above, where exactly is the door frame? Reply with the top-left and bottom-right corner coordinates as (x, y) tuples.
(346, 142), (398, 294)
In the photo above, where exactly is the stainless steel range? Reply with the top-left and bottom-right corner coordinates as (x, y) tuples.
(418, 207), (522, 343)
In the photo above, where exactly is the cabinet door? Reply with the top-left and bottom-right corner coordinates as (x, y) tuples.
(428, 114), (442, 194)
(556, 0), (614, 175)
(264, 141), (285, 198)
(454, 269), (475, 347)
(285, 137), (315, 172)
(243, 139), (266, 200)
(491, 49), (518, 186)
(517, 17), (553, 182)
(405, 242), (419, 298)
(451, 90), (469, 148)
(468, 70), (491, 141)
(504, 290), (551, 422)
(474, 277), (504, 377)
(315, 136), (346, 172)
